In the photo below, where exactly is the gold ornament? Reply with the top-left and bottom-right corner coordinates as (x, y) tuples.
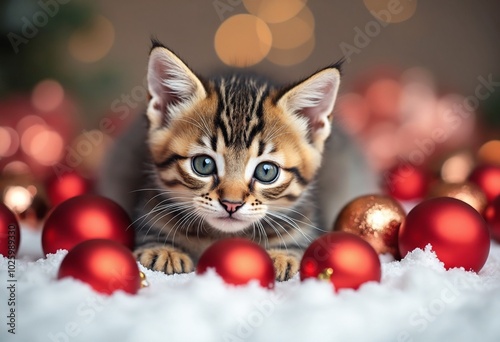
(317, 268), (333, 281)
(334, 194), (406, 258)
(139, 271), (149, 288)
(426, 181), (488, 214)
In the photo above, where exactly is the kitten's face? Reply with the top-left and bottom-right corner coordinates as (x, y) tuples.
(145, 44), (340, 233)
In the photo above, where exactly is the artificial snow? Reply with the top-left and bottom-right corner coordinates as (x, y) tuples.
(1, 227), (500, 342)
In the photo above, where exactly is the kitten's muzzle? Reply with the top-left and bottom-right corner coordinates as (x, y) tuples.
(219, 199), (244, 215)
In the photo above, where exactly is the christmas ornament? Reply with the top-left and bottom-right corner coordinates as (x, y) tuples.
(484, 195), (500, 242)
(468, 165), (500, 202)
(196, 238), (275, 288)
(300, 232), (381, 291)
(45, 172), (92, 207)
(334, 194), (405, 258)
(0, 203), (20, 257)
(42, 195), (134, 255)
(426, 181), (488, 214)
(57, 239), (142, 295)
(383, 164), (429, 201)
(399, 197), (490, 272)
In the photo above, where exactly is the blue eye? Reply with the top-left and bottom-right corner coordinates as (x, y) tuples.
(254, 162), (279, 183)
(192, 155), (216, 176)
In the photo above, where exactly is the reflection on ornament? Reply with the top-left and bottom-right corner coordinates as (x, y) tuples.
(215, 14), (272, 67)
(399, 197), (490, 272)
(68, 15), (115, 63)
(3, 185), (33, 214)
(57, 239), (141, 295)
(31, 79), (65, 112)
(300, 232), (381, 291)
(484, 196), (500, 243)
(468, 165), (500, 202)
(243, 0), (307, 24)
(196, 238), (275, 288)
(427, 181), (487, 214)
(334, 194), (405, 258)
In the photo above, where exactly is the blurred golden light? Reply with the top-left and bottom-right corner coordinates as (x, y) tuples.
(364, 0), (417, 24)
(266, 35), (315, 66)
(243, 0), (307, 24)
(4, 186), (33, 213)
(31, 79), (65, 112)
(335, 93), (370, 134)
(478, 140), (500, 166)
(30, 129), (64, 166)
(68, 15), (115, 63)
(0, 126), (19, 157)
(267, 6), (314, 49)
(441, 152), (475, 184)
(2, 161), (30, 175)
(215, 14), (272, 67)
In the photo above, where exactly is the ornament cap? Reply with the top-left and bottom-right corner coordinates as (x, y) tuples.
(317, 268), (333, 281)
(139, 271), (149, 288)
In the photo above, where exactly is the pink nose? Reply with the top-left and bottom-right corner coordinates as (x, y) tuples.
(220, 200), (244, 214)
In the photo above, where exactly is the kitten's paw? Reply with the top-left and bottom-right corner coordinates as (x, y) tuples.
(134, 246), (194, 274)
(268, 250), (300, 281)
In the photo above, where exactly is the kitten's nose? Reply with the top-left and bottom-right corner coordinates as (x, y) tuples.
(219, 200), (244, 214)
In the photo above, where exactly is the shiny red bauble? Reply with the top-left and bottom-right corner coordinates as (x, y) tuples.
(383, 164), (429, 201)
(196, 238), (275, 288)
(57, 239), (141, 295)
(42, 195), (134, 255)
(468, 165), (500, 202)
(484, 195), (500, 242)
(300, 232), (381, 291)
(0, 203), (20, 257)
(399, 197), (490, 272)
(46, 172), (92, 207)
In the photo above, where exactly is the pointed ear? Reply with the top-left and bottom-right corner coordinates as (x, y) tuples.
(147, 44), (207, 129)
(277, 67), (341, 149)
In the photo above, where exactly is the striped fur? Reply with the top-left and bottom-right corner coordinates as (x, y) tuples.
(107, 42), (342, 281)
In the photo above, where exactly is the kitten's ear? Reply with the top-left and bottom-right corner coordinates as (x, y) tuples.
(147, 44), (206, 129)
(277, 67), (341, 149)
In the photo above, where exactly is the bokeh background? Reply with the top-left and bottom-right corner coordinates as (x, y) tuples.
(0, 0), (499, 225)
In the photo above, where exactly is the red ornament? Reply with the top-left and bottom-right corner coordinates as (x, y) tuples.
(468, 165), (500, 202)
(399, 197), (490, 272)
(300, 232), (381, 291)
(0, 203), (21, 257)
(484, 195), (500, 242)
(58, 239), (141, 295)
(42, 195), (134, 255)
(196, 238), (275, 288)
(383, 164), (429, 201)
(45, 172), (92, 207)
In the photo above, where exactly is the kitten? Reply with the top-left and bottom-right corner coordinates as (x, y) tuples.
(100, 40), (377, 281)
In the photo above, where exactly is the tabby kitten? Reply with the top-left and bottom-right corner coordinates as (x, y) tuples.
(100, 40), (375, 281)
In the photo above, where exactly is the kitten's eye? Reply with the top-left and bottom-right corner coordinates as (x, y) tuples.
(192, 155), (216, 176)
(254, 162), (279, 183)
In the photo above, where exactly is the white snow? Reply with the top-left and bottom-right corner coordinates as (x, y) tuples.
(1, 226), (500, 342)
